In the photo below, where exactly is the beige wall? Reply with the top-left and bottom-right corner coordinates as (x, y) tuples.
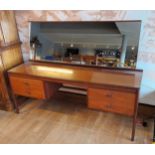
(14, 10), (155, 105)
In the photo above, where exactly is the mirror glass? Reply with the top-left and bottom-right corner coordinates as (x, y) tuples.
(30, 21), (141, 68)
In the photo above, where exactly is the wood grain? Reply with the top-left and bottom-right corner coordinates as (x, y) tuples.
(0, 11), (23, 110)
(1, 45), (23, 70)
(9, 76), (61, 99)
(0, 24), (4, 46)
(44, 82), (61, 99)
(88, 88), (136, 116)
(8, 61), (143, 89)
(10, 76), (46, 99)
(0, 11), (19, 43)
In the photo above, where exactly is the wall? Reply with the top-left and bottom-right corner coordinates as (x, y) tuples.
(14, 10), (155, 105)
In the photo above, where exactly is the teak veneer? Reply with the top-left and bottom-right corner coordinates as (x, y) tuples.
(8, 61), (143, 141)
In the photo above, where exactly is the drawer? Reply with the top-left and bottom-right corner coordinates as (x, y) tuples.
(9, 76), (46, 99)
(88, 88), (136, 116)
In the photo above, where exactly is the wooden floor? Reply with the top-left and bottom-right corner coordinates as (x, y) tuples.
(0, 92), (153, 144)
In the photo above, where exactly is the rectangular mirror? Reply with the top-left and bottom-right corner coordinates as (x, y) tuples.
(30, 21), (141, 69)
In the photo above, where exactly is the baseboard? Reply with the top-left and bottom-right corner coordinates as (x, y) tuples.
(139, 102), (155, 108)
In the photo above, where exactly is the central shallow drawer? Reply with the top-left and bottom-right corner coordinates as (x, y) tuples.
(9, 76), (46, 99)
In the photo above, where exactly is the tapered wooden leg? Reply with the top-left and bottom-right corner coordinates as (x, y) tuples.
(12, 93), (19, 113)
(153, 118), (155, 142)
(131, 115), (137, 141)
(131, 91), (139, 141)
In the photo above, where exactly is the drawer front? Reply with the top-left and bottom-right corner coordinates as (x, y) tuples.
(9, 76), (46, 99)
(88, 88), (136, 116)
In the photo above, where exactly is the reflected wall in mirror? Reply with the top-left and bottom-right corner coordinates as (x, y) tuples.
(30, 21), (141, 68)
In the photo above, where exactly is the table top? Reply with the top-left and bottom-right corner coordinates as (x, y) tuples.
(8, 61), (143, 89)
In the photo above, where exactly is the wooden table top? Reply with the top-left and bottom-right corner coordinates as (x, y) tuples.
(8, 61), (143, 89)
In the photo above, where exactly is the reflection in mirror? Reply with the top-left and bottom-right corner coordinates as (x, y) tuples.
(30, 21), (141, 69)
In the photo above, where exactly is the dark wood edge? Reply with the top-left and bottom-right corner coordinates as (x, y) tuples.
(28, 20), (142, 23)
(29, 61), (140, 77)
(139, 103), (155, 107)
(8, 72), (140, 92)
(62, 85), (86, 91)
(59, 90), (86, 96)
(30, 60), (143, 73)
(88, 107), (134, 117)
(0, 41), (22, 52)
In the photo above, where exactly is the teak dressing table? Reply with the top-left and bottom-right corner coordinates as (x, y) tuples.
(8, 61), (143, 141)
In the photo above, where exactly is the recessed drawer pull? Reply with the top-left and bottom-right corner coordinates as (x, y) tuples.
(23, 82), (29, 86)
(105, 103), (112, 109)
(26, 91), (31, 95)
(105, 93), (112, 98)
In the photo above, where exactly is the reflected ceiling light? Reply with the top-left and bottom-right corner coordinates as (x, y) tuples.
(36, 66), (73, 74)
(131, 46), (135, 50)
(70, 43), (74, 47)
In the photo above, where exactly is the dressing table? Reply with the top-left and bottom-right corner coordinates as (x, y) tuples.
(8, 60), (143, 141)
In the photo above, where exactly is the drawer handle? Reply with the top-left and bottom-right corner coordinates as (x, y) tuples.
(105, 93), (112, 98)
(26, 91), (31, 95)
(106, 103), (112, 109)
(24, 82), (29, 86)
